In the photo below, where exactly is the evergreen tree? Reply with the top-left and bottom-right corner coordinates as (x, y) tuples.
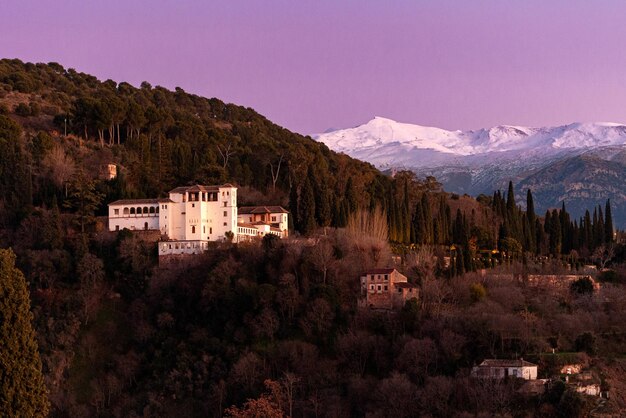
(506, 181), (516, 215)
(0, 248), (50, 416)
(526, 189), (536, 252)
(289, 181), (299, 230)
(298, 177), (316, 235)
(605, 199), (614, 242)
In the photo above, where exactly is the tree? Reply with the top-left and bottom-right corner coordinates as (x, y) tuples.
(0, 248), (50, 416)
(298, 178), (316, 235)
(605, 199), (614, 243)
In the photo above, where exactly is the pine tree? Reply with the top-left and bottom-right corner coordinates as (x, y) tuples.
(0, 248), (49, 416)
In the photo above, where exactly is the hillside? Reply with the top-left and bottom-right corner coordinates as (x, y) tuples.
(0, 58), (383, 234)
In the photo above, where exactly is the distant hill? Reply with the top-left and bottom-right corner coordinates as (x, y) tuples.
(315, 116), (626, 226)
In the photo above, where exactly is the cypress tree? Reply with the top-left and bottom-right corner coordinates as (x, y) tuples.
(0, 248), (49, 416)
(605, 199), (614, 242)
(289, 182), (299, 230)
(584, 210), (592, 250)
(506, 181), (516, 214)
(298, 178), (316, 235)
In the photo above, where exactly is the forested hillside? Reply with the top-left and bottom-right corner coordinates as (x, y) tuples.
(2, 59), (626, 417)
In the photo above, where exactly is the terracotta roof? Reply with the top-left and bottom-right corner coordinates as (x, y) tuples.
(109, 198), (159, 205)
(479, 359), (538, 368)
(168, 184), (236, 194)
(363, 268), (396, 275)
(157, 198), (174, 203)
(238, 206), (289, 214)
(237, 222), (259, 229)
(395, 282), (418, 289)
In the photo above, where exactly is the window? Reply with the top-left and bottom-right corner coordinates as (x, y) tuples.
(223, 211), (227, 217)
(192, 203), (195, 208)
(377, 285), (381, 291)
(192, 226), (196, 234)
(223, 222), (227, 226)
(271, 216), (276, 222)
(210, 227), (212, 234)
(123, 208), (129, 215)
(384, 285), (388, 291)
(144, 222), (148, 230)
(203, 226), (206, 233)
(223, 202), (227, 207)
(398, 288), (403, 293)
(149, 207), (155, 214)
(130, 207), (135, 215)
(384, 274), (389, 280)
(370, 285), (375, 290)
(227, 191), (229, 195)
(114, 209), (119, 215)
(115, 225), (119, 231)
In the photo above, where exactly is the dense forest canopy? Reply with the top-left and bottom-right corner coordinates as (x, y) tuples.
(1, 59), (626, 417)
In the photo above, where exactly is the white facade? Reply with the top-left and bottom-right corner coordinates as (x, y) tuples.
(108, 184), (289, 255)
(236, 206), (289, 241)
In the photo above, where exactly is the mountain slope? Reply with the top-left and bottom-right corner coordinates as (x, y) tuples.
(315, 117), (626, 226)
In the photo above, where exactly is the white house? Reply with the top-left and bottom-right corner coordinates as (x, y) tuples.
(107, 184), (289, 255)
(471, 359), (538, 380)
(236, 206), (289, 241)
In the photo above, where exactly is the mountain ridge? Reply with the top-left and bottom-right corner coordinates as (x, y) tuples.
(315, 117), (626, 227)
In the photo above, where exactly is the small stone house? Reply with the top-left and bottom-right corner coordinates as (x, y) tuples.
(359, 268), (418, 310)
(471, 359), (538, 380)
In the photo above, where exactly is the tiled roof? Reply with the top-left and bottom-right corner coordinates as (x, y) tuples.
(479, 359), (538, 368)
(168, 184), (236, 194)
(363, 268), (396, 275)
(395, 282), (418, 289)
(238, 206), (289, 214)
(109, 198), (159, 205)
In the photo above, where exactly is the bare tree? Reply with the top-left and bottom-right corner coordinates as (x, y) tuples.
(270, 153), (284, 191)
(42, 146), (76, 196)
(593, 243), (615, 269)
(309, 238), (335, 285)
(217, 143), (235, 170)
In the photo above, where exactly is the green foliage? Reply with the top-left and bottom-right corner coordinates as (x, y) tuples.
(469, 282), (487, 303)
(0, 248), (49, 416)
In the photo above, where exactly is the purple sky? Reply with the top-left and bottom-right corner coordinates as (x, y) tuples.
(2, 0), (626, 134)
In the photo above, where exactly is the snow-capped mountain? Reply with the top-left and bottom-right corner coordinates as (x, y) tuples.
(314, 117), (626, 227)
(314, 116), (626, 166)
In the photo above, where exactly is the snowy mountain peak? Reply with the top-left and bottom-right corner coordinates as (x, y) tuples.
(313, 117), (626, 166)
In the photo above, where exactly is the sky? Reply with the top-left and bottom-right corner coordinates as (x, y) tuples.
(2, 0), (626, 135)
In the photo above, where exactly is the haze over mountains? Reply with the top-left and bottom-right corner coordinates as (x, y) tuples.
(315, 117), (626, 227)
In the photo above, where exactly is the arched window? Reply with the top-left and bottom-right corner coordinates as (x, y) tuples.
(136, 207), (141, 214)
(149, 207), (155, 214)
(123, 207), (129, 215)
(156, 206), (159, 213)
(130, 207), (135, 215)
(143, 207), (149, 214)
(192, 226), (196, 234)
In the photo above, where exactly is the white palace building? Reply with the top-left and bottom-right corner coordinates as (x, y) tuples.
(107, 184), (289, 256)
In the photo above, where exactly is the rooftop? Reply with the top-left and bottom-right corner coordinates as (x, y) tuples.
(109, 198), (159, 205)
(169, 184), (236, 194)
(479, 359), (538, 368)
(238, 205), (289, 214)
(363, 268), (397, 275)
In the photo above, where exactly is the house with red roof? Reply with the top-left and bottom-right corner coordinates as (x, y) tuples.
(359, 268), (418, 310)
